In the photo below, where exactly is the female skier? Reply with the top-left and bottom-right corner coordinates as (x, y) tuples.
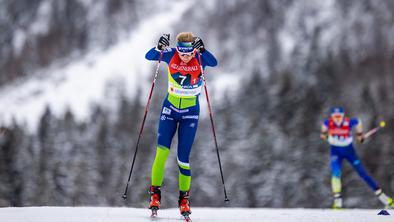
(145, 32), (217, 218)
(321, 107), (394, 209)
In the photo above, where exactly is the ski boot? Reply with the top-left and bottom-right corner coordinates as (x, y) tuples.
(375, 189), (394, 209)
(332, 193), (343, 209)
(179, 191), (191, 221)
(149, 186), (161, 217)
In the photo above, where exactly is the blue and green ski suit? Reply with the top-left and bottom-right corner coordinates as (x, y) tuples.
(145, 47), (217, 191)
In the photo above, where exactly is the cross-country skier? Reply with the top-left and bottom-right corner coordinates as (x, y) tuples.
(320, 107), (394, 209)
(145, 32), (217, 218)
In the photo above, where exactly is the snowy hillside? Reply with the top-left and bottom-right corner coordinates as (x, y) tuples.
(0, 207), (392, 222)
(0, 1), (190, 131)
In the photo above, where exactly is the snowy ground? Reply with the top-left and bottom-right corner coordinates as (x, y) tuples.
(0, 207), (391, 222)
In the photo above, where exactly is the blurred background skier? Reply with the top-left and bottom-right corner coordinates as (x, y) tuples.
(145, 32), (217, 217)
(320, 107), (394, 209)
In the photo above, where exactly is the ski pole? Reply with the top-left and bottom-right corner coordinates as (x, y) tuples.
(364, 121), (386, 139)
(122, 49), (165, 200)
(197, 52), (230, 202)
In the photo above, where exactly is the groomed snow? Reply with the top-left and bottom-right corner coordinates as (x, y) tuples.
(0, 207), (391, 222)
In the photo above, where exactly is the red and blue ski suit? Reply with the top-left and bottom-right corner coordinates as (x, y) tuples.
(145, 47), (217, 191)
(324, 117), (379, 194)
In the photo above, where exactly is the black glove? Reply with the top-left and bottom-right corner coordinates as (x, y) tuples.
(320, 132), (328, 141)
(357, 134), (365, 144)
(157, 34), (170, 50)
(192, 37), (205, 53)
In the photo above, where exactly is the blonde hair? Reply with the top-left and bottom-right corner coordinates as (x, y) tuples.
(176, 32), (194, 43)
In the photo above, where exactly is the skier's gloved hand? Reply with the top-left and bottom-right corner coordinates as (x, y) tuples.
(192, 37), (205, 53)
(320, 132), (328, 141)
(357, 133), (365, 144)
(157, 34), (170, 50)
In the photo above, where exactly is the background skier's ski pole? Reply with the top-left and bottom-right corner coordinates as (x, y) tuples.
(122, 49), (165, 200)
(197, 52), (230, 202)
(364, 121), (386, 139)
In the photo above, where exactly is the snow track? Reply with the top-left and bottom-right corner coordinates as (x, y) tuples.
(0, 207), (392, 222)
